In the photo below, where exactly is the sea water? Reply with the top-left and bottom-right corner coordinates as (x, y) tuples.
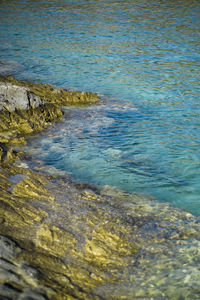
(0, 0), (200, 214)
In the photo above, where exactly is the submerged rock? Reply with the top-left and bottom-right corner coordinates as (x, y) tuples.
(0, 162), (200, 299)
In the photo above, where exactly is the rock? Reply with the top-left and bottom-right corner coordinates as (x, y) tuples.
(0, 164), (200, 299)
(12, 171), (55, 202)
(0, 76), (99, 106)
(0, 235), (21, 259)
(0, 82), (44, 112)
(0, 143), (22, 164)
(0, 76), (99, 145)
(1, 76), (200, 299)
(0, 282), (21, 299)
(36, 224), (76, 257)
(0, 237), (52, 300)
(0, 102), (63, 145)
(18, 288), (48, 300)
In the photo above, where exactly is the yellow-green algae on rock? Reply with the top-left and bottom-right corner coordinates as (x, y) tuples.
(0, 162), (139, 299)
(1, 160), (200, 299)
(0, 82), (62, 145)
(0, 103), (63, 145)
(0, 75), (99, 145)
(1, 77), (200, 299)
(0, 75), (99, 106)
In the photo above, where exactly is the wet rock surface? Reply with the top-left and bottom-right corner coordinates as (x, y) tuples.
(0, 77), (200, 299)
(0, 161), (200, 299)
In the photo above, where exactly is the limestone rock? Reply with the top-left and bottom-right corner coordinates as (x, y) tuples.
(0, 82), (44, 112)
(0, 76), (99, 106)
(0, 76), (99, 145)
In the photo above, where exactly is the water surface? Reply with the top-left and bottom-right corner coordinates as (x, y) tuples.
(0, 0), (200, 214)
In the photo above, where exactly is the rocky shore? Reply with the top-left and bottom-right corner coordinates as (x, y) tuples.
(1, 77), (200, 299)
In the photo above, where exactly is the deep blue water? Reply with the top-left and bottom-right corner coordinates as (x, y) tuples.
(0, 0), (200, 214)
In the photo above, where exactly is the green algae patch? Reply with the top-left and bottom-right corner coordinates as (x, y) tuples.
(0, 75), (99, 106)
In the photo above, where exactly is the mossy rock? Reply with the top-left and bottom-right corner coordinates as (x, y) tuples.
(0, 162), (140, 299)
(0, 103), (63, 145)
(1, 163), (200, 299)
(0, 75), (99, 106)
(1, 76), (200, 299)
(0, 143), (23, 165)
(12, 171), (55, 202)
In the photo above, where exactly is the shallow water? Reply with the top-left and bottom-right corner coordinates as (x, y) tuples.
(0, 0), (200, 214)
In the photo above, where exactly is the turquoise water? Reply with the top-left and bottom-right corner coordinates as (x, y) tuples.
(0, 0), (200, 214)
